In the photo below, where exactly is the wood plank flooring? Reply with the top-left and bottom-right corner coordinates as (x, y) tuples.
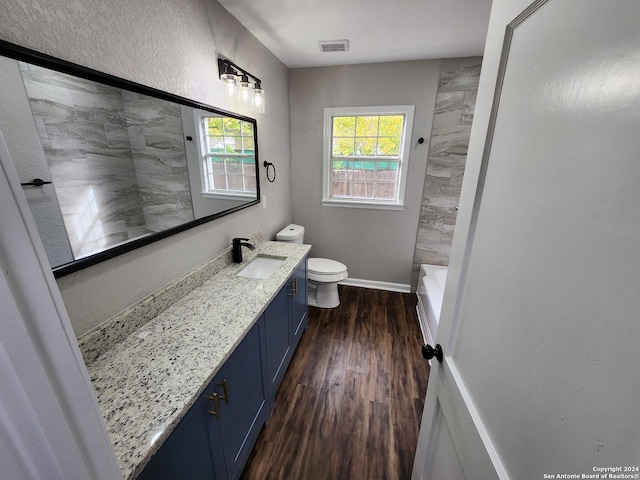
(240, 286), (430, 480)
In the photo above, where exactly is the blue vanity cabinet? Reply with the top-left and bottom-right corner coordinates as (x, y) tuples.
(136, 392), (218, 480)
(263, 283), (292, 401)
(263, 256), (308, 402)
(291, 257), (308, 350)
(137, 258), (308, 480)
(138, 320), (267, 480)
(206, 320), (269, 480)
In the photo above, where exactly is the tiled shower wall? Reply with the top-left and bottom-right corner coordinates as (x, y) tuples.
(412, 57), (481, 286)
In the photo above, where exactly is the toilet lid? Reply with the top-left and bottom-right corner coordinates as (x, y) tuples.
(308, 258), (347, 275)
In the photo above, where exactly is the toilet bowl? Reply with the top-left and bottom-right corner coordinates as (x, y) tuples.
(307, 258), (348, 308)
(276, 224), (348, 308)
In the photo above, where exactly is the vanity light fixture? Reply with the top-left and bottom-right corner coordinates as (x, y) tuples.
(217, 58), (265, 113)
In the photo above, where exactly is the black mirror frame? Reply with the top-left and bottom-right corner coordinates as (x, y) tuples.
(0, 39), (261, 278)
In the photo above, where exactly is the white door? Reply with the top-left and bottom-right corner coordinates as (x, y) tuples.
(413, 0), (640, 478)
(0, 131), (122, 479)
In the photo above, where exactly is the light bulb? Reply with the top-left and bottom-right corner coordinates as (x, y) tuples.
(220, 61), (238, 96)
(252, 82), (265, 114)
(239, 74), (251, 104)
(221, 73), (237, 95)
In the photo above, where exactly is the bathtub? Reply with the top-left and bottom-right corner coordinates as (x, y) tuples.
(416, 264), (448, 346)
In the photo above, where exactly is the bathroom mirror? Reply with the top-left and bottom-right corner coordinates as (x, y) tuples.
(0, 40), (260, 277)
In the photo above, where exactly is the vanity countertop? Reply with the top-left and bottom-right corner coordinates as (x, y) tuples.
(84, 241), (311, 480)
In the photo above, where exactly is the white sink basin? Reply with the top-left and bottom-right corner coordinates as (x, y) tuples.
(237, 256), (286, 279)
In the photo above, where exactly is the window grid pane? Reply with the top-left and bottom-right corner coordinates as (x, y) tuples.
(204, 156), (256, 193)
(329, 113), (404, 202)
(332, 114), (403, 158)
(330, 157), (401, 201)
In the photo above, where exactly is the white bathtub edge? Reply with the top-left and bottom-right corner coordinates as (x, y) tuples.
(417, 264), (448, 348)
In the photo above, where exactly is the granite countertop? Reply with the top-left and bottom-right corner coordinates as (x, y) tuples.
(84, 241), (311, 479)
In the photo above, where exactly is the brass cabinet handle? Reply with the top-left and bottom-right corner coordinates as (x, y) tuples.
(288, 278), (299, 297)
(218, 379), (229, 404)
(207, 392), (220, 419)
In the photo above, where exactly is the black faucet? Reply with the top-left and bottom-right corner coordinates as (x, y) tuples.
(232, 238), (255, 263)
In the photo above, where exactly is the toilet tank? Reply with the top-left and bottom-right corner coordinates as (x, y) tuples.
(276, 224), (304, 244)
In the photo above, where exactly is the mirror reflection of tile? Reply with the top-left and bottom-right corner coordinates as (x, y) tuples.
(18, 61), (193, 260)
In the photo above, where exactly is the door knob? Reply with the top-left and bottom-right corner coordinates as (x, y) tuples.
(422, 344), (443, 363)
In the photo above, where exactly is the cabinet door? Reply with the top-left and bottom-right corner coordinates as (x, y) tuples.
(137, 394), (217, 480)
(291, 257), (308, 349)
(206, 322), (268, 480)
(263, 284), (291, 399)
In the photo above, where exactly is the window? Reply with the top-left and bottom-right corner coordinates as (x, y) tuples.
(198, 115), (257, 199)
(322, 105), (415, 210)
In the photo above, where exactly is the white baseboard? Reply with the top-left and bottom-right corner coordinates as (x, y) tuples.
(339, 277), (411, 293)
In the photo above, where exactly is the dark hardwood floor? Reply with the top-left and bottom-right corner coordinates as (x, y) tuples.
(240, 286), (430, 480)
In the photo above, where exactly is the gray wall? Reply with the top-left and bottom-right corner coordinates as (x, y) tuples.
(412, 57), (481, 282)
(0, 0), (293, 336)
(289, 61), (440, 287)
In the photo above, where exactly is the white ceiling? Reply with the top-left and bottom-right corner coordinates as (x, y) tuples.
(217, 0), (493, 68)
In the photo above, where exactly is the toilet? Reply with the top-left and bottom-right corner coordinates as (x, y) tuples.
(276, 224), (348, 308)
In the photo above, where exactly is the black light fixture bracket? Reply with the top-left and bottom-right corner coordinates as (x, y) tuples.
(217, 58), (262, 86)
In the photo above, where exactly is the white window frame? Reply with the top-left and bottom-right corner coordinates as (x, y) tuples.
(322, 105), (415, 210)
(195, 113), (257, 201)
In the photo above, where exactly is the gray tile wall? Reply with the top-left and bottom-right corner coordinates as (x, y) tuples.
(412, 57), (481, 286)
(122, 92), (193, 234)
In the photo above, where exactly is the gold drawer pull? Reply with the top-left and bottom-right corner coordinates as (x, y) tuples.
(218, 379), (229, 404)
(288, 278), (299, 297)
(207, 392), (220, 419)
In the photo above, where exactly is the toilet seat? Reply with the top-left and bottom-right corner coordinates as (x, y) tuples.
(308, 258), (348, 283)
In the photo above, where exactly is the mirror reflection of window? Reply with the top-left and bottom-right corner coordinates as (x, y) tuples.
(71, 187), (106, 259)
(199, 116), (257, 198)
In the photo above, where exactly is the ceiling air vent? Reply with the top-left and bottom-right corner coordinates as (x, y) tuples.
(318, 39), (350, 53)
